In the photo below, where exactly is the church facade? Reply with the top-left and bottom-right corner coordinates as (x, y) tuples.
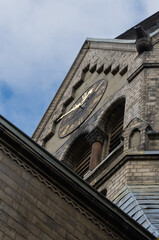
(1, 12), (159, 240)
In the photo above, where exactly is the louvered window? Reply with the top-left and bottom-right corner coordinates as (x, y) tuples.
(109, 114), (124, 153)
(74, 147), (91, 178)
(107, 102), (125, 155)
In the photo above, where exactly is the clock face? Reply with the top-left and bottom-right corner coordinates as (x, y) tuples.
(58, 79), (107, 138)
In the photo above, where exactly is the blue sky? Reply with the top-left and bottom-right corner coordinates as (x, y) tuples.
(0, 0), (158, 136)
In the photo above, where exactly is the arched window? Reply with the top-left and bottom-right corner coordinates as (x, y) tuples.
(64, 99), (125, 177)
(74, 143), (91, 178)
(64, 134), (91, 178)
(104, 99), (125, 157)
(108, 103), (124, 153)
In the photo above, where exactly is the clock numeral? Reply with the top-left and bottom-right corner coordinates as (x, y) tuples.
(60, 122), (69, 131)
(68, 124), (75, 132)
(61, 125), (69, 136)
(95, 81), (104, 92)
(93, 95), (102, 105)
(78, 117), (83, 125)
(88, 102), (95, 113)
(100, 84), (106, 93)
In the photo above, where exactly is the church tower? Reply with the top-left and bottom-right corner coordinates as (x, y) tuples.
(33, 12), (159, 237)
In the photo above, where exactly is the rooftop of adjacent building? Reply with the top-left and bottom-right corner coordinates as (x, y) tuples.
(116, 11), (159, 39)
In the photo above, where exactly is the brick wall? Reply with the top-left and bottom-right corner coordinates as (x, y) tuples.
(99, 159), (159, 201)
(0, 145), (111, 240)
(145, 69), (159, 130)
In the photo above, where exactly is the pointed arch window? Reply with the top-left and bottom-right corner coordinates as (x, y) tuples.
(64, 134), (91, 178)
(108, 105), (124, 153)
(63, 100), (125, 177)
(104, 100), (125, 157)
(74, 145), (91, 178)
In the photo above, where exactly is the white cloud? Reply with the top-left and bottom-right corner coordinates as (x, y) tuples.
(0, 0), (158, 135)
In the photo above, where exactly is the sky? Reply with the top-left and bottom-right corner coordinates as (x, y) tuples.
(0, 0), (158, 136)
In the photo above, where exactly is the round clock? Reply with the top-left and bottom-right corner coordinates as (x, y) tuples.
(58, 79), (107, 138)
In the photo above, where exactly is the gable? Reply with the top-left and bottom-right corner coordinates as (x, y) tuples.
(33, 39), (137, 155)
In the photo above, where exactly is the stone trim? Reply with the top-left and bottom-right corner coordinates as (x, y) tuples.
(86, 150), (159, 189)
(127, 62), (159, 82)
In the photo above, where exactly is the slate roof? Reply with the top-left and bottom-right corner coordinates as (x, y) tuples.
(112, 185), (159, 238)
(116, 11), (159, 39)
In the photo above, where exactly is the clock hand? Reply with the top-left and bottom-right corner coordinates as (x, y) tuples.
(87, 88), (93, 96)
(57, 88), (93, 122)
(80, 88), (93, 106)
(57, 102), (82, 122)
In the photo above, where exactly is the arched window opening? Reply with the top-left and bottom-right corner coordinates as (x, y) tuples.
(103, 100), (125, 158)
(74, 144), (91, 178)
(108, 104), (124, 154)
(64, 134), (91, 178)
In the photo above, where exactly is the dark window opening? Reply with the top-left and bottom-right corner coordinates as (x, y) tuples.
(105, 101), (125, 157)
(74, 146), (91, 178)
(64, 134), (91, 178)
(108, 106), (124, 154)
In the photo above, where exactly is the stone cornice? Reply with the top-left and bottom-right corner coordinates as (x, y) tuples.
(86, 148), (159, 190)
(87, 38), (136, 52)
(128, 62), (159, 82)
